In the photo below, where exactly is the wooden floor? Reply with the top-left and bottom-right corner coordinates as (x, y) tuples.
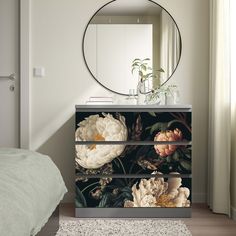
(60, 204), (236, 236)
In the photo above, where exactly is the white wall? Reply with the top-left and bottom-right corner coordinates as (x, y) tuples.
(231, 108), (236, 219)
(231, 0), (236, 219)
(30, 0), (209, 203)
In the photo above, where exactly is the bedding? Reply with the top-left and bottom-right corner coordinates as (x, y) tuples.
(0, 148), (67, 236)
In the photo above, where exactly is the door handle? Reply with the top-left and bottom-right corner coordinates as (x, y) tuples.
(0, 73), (16, 81)
(0, 73), (16, 92)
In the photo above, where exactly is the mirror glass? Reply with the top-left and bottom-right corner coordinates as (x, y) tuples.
(83, 0), (182, 95)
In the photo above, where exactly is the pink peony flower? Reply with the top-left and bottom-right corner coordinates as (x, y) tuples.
(154, 128), (182, 157)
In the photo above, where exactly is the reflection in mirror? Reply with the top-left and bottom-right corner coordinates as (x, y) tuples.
(83, 0), (181, 95)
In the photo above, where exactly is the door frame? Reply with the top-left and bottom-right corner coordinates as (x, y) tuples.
(20, 0), (30, 148)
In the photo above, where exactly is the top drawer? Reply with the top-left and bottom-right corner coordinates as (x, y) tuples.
(75, 106), (192, 143)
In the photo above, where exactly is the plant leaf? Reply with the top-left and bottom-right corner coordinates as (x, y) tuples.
(98, 193), (111, 207)
(113, 158), (120, 168)
(132, 62), (139, 67)
(141, 64), (147, 71)
(121, 186), (132, 193)
(115, 178), (127, 187)
(148, 112), (156, 117)
(166, 156), (172, 163)
(184, 154), (191, 159)
(172, 151), (180, 161)
(76, 186), (87, 207)
(180, 159), (191, 171)
(75, 199), (84, 208)
(132, 58), (140, 63)
(178, 148), (191, 161)
(139, 71), (143, 77)
(167, 119), (182, 127)
(157, 68), (165, 73)
(181, 147), (191, 154)
(113, 187), (132, 207)
(144, 73), (154, 78)
(150, 122), (168, 134)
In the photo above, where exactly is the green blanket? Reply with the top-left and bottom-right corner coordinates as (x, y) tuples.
(0, 148), (67, 236)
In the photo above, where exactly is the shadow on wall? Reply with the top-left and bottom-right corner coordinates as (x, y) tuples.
(37, 115), (75, 203)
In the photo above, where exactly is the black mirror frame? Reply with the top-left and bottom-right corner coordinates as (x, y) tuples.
(82, 0), (182, 96)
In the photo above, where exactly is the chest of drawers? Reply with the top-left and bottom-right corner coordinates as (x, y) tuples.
(75, 105), (192, 217)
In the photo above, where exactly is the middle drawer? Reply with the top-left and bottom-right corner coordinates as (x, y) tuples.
(76, 144), (192, 175)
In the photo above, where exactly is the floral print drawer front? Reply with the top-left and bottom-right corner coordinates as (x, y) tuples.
(75, 112), (191, 142)
(75, 144), (191, 174)
(75, 175), (191, 208)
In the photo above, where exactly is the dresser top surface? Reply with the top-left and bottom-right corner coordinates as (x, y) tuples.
(75, 104), (192, 111)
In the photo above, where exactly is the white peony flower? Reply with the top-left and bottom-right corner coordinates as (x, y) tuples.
(124, 172), (190, 208)
(75, 113), (128, 169)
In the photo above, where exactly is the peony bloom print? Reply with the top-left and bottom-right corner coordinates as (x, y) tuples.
(75, 113), (128, 169)
(124, 172), (190, 208)
(154, 128), (183, 157)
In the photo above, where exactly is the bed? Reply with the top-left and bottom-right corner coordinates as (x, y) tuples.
(0, 148), (67, 236)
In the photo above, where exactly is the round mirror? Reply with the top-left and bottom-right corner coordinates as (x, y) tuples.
(83, 0), (182, 95)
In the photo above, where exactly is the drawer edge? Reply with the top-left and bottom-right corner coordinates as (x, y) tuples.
(75, 207), (191, 218)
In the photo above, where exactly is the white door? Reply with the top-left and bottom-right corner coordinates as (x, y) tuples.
(0, 0), (19, 148)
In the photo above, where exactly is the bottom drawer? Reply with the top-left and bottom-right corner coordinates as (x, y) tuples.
(75, 176), (191, 214)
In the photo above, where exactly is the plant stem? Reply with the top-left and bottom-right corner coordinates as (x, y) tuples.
(116, 158), (128, 185)
(81, 181), (100, 193)
(89, 186), (100, 193)
(168, 116), (192, 133)
(128, 170), (144, 186)
(128, 162), (135, 174)
(116, 157), (126, 175)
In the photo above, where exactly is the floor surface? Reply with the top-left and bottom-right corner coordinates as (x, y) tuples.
(60, 204), (236, 236)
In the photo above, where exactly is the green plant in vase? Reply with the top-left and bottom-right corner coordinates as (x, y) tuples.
(146, 84), (179, 105)
(131, 58), (164, 104)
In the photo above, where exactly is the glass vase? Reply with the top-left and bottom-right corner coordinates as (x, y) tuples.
(125, 89), (137, 105)
(137, 79), (152, 105)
